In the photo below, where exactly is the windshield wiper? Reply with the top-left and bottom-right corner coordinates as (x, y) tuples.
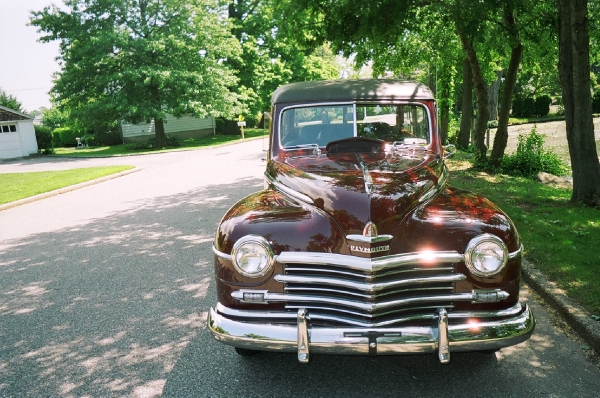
(285, 143), (321, 155)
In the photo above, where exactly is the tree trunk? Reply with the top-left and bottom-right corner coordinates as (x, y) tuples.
(438, 66), (451, 144)
(149, 84), (167, 149)
(487, 71), (502, 122)
(490, 43), (522, 167)
(458, 29), (489, 163)
(490, 5), (524, 167)
(458, 57), (473, 149)
(557, 0), (600, 206)
(154, 116), (167, 148)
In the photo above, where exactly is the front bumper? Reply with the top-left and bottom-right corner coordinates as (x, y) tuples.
(208, 302), (535, 363)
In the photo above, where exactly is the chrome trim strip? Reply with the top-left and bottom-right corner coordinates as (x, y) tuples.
(274, 251), (463, 272)
(208, 303), (535, 358)
(212, 245), (232, 261)
(283, 285), (454, 300)
(419, 165), (448, 203)
(217, 245), (519, 267)
(214, 301), (525, 327)
(265, 173), (314, 204)
(346, 234), (394, 243)
(232, 291), (473, 312)
(284, 265), (455, 280)
(509, 244), (523, 260)
(274, 273), (466, 292)
(285, 304), (450, 327)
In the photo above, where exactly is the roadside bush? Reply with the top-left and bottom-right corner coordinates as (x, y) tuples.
(54, 126), (80, 147)
(501, 126), (569, 177)
(34, 125), (53, 154)
(82, 134), (96, 146)
(512, 96), (552, 118)
(52, 130), (62, 148)
(215, 118), (225, 134)
(125, 135), (179, 150)
(223, 120), (241, 135)
(94, 128), (122, 146)
(512, 97), (536, 117)
(534, 95), (552, 117)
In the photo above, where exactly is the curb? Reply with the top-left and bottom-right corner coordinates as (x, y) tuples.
(522, 259), (600, 356)
(0, 168), (140, 212)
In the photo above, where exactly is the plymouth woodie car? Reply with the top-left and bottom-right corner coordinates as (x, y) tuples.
(208, 79), (535, 363)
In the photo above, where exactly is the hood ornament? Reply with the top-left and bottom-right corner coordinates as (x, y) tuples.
(347, 221), (393, 244)
(363, 221), (378, 238)
(347, 221), (393, 258)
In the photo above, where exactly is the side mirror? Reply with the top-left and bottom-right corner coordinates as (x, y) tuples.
(444, 144), (457, 159)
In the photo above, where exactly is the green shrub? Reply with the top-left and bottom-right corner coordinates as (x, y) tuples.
(502, 126), (569, 177)
(512, 97), (536, 118)
(512, 96), (553, 118)
(534, 95), (552, 117)
(34, 125), (53, 154)
(224, 120), (241, 135)
(82, 134), (96, 146)
(125, 135), (179, 151)
(215, 118), (225, 134)
(53, 127), (80, 147)
(95, 128), (122, 146)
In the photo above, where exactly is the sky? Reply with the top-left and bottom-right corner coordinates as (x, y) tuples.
(0, 0), (61, 113)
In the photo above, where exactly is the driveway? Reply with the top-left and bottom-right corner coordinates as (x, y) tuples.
(1, 138), (600, 397)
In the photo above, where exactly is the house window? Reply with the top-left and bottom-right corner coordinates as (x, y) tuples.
(1, 124), (17, 133)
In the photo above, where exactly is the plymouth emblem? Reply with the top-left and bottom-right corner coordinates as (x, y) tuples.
(363, 222), (378, 238)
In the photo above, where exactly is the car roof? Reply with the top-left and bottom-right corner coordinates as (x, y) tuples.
(271, 79), (435, 104)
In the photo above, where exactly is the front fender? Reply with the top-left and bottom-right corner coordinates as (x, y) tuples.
(215, 189), (345, 256)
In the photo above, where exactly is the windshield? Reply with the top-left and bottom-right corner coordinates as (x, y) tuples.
(280, 103), (430, 149)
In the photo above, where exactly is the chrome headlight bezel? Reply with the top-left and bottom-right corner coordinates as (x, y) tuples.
(231, 235), (274, 278)
(464, 234), (509, 277)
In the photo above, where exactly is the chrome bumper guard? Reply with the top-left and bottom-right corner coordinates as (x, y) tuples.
(208, 302), (535, 364)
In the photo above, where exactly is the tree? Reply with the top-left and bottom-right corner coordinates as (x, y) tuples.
(557, 0), (600, 206)
(0, 89), (23, 113)
(490, 3), (524, 167)
(228, 0), (339, 122)
(31, 0), (242, 148)
(458, 57), (474, 149)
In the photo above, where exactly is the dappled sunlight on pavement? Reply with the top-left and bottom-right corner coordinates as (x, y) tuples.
(0, 178), (262, 397)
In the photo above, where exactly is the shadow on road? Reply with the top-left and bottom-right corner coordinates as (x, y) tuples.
(0, 177), (262, 397)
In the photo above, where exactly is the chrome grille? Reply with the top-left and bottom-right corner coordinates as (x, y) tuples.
(271, 251), (468, 327)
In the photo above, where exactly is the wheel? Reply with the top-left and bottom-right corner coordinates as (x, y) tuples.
(235, 347), (259, 357)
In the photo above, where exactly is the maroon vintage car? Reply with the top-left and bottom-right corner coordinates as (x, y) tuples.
(208, 79), (534, 363)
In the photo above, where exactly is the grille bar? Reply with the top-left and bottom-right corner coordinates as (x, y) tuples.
(232, 291), (473, 312)
(275, 273), (466, 292)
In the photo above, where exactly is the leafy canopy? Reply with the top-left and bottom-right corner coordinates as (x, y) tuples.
(0, 89), (24, 113)
(30, 0), (243, 130)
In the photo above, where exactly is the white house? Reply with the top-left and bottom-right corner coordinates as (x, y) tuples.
(121, 114), (216, 143)
(0, 105), (38, 160)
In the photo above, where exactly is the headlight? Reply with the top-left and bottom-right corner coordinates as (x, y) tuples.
(231, 235), (274, 278)
(464, 234), (508, 277)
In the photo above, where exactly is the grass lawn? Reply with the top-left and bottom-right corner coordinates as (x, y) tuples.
(53, 129), (268, 157)
(447, 152), (600, 317)
(0, 166), (134, 205)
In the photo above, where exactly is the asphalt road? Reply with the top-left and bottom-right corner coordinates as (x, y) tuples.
(1, 139), (600, 398)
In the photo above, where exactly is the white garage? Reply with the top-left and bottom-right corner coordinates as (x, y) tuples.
(0, 105), (38, 160)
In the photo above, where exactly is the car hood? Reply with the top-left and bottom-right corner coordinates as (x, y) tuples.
(266, 149), (447, 236)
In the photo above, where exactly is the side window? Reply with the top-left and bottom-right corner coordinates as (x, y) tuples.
(0, 124), (17, 133)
